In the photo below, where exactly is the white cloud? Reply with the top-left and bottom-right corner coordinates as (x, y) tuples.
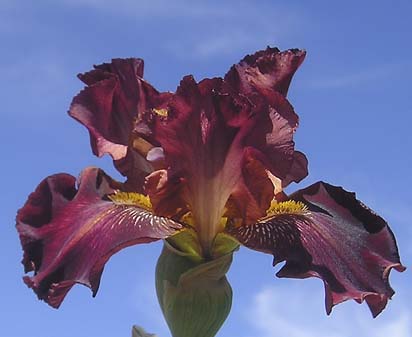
(246, 284), (411, 337)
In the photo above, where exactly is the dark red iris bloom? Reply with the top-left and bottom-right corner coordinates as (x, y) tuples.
(17, 47), (404, 317)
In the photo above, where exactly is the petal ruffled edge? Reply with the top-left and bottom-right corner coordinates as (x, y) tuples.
(69, 58), (172, 191)
(225, 47), (306, 99)
(16, 167), (182, 308)
(226, 182), (405, 317)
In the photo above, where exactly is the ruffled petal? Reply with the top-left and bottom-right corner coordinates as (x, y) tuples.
(281, 151), (309, 187)
(225, 47), (306, 99)
(151, 76), (254, 248)
(145, 169), (188, 218)
(69, 58), (170, 190)
(226, 182), (405, 317)
(229, 151), (274, 223)
(225, 47), (308, 185)
(244, 97), (297, 182)
(16, 167), (182, 308)
(146, 74), (301, 249)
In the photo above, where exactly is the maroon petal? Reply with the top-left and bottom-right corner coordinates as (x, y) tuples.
(226, 182), (405, 317)
(69, 58), (170, 190)
(229, 151), (275, 223)
(144, 169), (188, 218)
(225, 47), (306, 99)
(281, 151), (309, 187)
(147, 75), (301, 246)
(16, 167), (182, 308)
(225, 48), (308, 186)
(244, 97), (298, 182)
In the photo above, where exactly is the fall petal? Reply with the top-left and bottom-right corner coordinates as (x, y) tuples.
(16, 167), (182, 308)
(226, 182), (405, 317)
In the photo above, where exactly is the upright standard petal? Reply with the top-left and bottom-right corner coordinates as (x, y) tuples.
(144, 74), (304, 252)
(69, 58), (171, 190)
(225, 47), (306, 99)
(226, 182), (405, 317)
(225, 47), (308, 186)
(16, 167), (182, 308)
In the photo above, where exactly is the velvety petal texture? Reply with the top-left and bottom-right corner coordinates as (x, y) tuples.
(16, 167), (182, 308)
(69, 59), (171, 190)
(138, 49), (307, 251)
(17, 46), (404, 324)
(226, 182), (405, 317)
(224, 48), (308, 186)
(143, 72), (305, 252)
(225, 47), (308, 186)
(225, 47), (306, 98)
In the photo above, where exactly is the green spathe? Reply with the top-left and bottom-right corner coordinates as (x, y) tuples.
(156, 243), (233, 337)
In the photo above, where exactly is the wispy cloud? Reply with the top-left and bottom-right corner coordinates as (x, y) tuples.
(54, 0), (304, 59)
(0, 52), (70, 111)
(246, 284), (411, 337)
(164, 2), (301, 59)
(57, 0), (234, 18)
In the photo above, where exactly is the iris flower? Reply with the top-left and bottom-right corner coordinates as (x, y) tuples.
(17, 47), (404, 337)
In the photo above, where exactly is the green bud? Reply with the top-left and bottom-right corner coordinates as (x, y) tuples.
(155, 242), (233, 337)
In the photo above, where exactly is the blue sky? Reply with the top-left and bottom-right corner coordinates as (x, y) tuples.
(1, 1), (411, 336)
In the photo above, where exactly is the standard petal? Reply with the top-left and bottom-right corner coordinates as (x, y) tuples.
(281, 151), (309, 187)
(145, 169), (188, 218)
(69, 58), (170, 190)
(16, 167), (182, 308)
(225, 47), (306, 99)
(229, 151), (274, 223)
(150, 76), (291, 248)
(224, 46), (305, 134)
(226, 182), (405, 317)
(225, 47), (309, 186)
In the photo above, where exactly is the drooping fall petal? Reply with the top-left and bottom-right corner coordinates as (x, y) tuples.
(226, 182), (405, 317)
(69, 58), (171, 190)
(16, 167), (182, 308)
